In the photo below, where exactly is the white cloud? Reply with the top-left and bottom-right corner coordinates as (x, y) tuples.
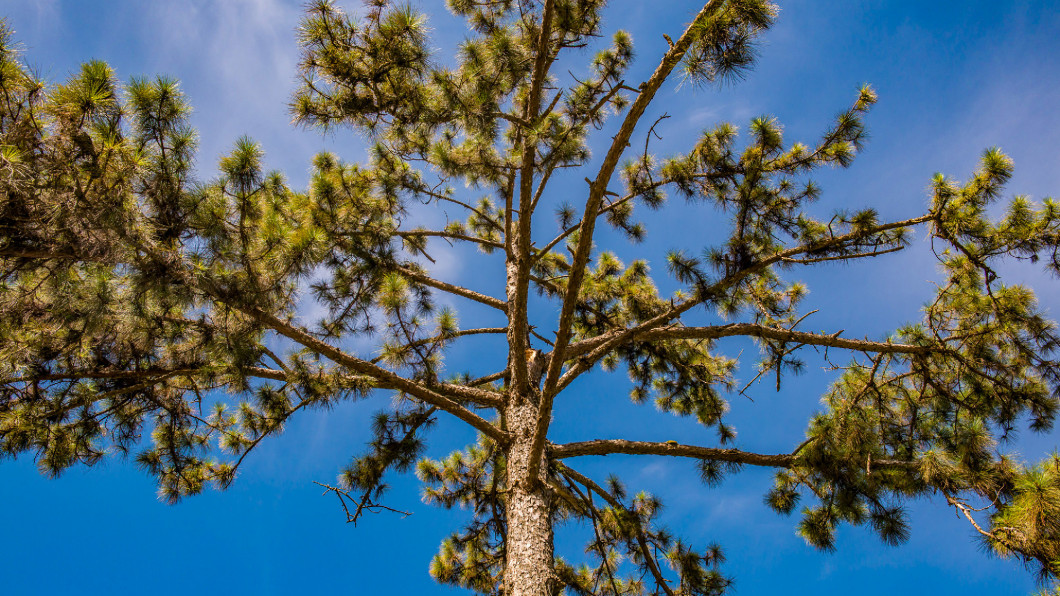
(120, 0), (326, 183)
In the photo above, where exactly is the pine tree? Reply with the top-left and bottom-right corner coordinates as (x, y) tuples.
(2, 2), (1060, 595)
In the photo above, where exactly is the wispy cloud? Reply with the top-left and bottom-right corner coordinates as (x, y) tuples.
(133, 1), (304, 168)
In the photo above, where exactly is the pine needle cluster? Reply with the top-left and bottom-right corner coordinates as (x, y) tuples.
(2, 2), (1059, 594)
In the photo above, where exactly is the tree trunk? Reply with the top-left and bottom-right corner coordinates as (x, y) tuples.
(505, 395), (556, 596)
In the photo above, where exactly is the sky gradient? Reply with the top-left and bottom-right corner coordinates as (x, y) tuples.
(2, 1), (1059, 594)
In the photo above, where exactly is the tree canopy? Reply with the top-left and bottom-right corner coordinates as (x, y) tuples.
(1, 1), (1059, 594)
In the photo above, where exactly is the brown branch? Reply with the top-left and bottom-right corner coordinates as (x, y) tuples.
(226, 397), (318, 478)
(394, 229), (505, 251)
(534, 169), (733, 268)
(465, 370), (507, 388)
(434, 382), (505, 408)
(1, 366), (288, 385)
(2, 367), (197, 384)
(397, 265), (506, 312)
(559, 464), (676, 596)
(370, 327), (508, 365)
(532, 0), (733, 483)
(533, 190), (633, 266)
(546, 213), (938, 392)
(551, 439), (918, 470)
(314, 481), (412, 524)
(944, 493), (1025, 555)
(562, 477), (624, 596)
(5, 364), (505, 409)
(493, 111), (531, 128)
(569, 322), (928, 363)
(239, 305), (508, 443)
(423, 191), (505, 234)
(0, 246), (114, 263)
(780, 245), (905, 264)
(509, 0), (557, 397)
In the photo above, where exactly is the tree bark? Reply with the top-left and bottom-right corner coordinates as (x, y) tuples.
(504, 394), (557, 596)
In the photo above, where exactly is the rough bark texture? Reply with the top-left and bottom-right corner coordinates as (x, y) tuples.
(505, 394), (556, 596)
(505, 212), (555, 594)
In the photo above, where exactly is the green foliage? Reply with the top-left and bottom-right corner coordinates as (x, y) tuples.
(2, 2), (1060, 594)
(682, 0), (777, 86)
(420, 436), (507, 593)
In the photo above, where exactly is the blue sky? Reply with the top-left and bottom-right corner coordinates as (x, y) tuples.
(1, 1), (1059, 594)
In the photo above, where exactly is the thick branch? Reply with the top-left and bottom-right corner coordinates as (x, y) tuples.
(240, 305), (508, 443)
(567, 323), (929, 363)
(1, 366), (288, 385)
(509, 0), (557, 396)
(552, 439), (918, 470)
(534, 170), (732, 267)
(533, 0), (731, 482)
(4, 362), (502, 409)
(547, 0), (727, 390)
(549, 213), (937, 391)
(434, 382), (505, 408)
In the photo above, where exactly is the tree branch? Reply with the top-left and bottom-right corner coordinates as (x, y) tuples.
(238, 305), (508, 443)
(1, 366), (288, 385)
(547, 213), (938, 391)
(370, 327), (508, 365)
(780, 245), (905, 264)
(395, 229), (505, 252)
(559, 463), (677, 596)
(551, 439), (918, 470)
(397, 265), (507, 312)
(509, 0), (557, 396)
(532, 0), (732, 482)
(567, 322), (929, 363)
